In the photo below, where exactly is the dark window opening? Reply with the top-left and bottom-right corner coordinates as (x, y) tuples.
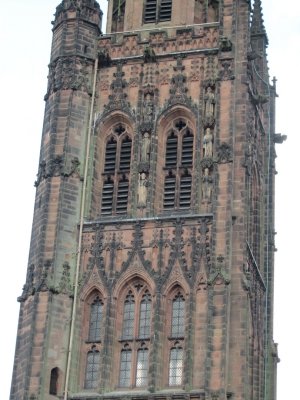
(144, 0), (157, 23)
(104, 138), (117, 173)
(101, 177), (114, 215)
(181, 131), (193, 167)
(144, 0), (172, 23)
(163, 121), (194, 211)
(159, 0), (172, 21)
(101, 125), (132, 216)
(179, 173), (192, 209)
(165, 132), (178, 168)
(116, 176), (129, 214)
(119, 137), (132, 171)
(164, 172), (176, 209)
(49, 367), (59, 395)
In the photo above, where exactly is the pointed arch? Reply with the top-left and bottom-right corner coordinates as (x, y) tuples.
(113, 274), (154, 388)
(49, 367), (62, 395)
(155, 106), (197, 213)
(91, 112), (135, 219)
(161, 261), (190, 298)
(112, 257), (155, 300)
(162, 283), (187, 387)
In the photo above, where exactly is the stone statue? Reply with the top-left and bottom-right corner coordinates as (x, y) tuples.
(144, 93), (154, 123)
(204, 86), (215, 118)
(202, 168), (213, 201)
(138, 172), (148, 207)
(203, 127), (213, 157)
(141, 132), (151, 163)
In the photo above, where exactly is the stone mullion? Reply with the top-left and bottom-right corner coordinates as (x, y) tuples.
(205, 285), (214, 391)
(149, 291), (162, 391)
(101, 293), (115, 392)
(184, 291), (195, 390)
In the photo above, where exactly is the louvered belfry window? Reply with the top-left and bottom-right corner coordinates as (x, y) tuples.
(119, 284), (152, 388)
(144, 0), (172, 23)
(101, 124), (132, 216)
(163, 119), (194, 210)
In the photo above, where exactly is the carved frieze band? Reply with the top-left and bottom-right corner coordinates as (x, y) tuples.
(44, 56), (94, 100)
(34, 155), (81, 187)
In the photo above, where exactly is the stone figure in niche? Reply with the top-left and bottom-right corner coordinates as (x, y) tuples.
(204, 85), (215, 118)
(141, 132), (151, 163)
(207, 0), (219, 22)
(202, 168), (213, 201)
(203, 127), (213, 158)
(138, 172), (148, 207)
(143, 93), (154, 123)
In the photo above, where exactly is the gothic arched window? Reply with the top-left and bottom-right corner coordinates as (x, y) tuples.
(88, 296), (103, 342)
(136, 344), (149, 387)
(118, 284), (152, 388)
(163, 119), (194, 210)
(85, 348), (100, 389)
(166, 288), (186, 387)
(171, 293), (185, 338)
(49, 367), (60, 395)
(169, 344), (184, 386)
(101, 124), (132, 216)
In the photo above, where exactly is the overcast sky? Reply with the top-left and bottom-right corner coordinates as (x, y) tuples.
(0, 1), (299, 399)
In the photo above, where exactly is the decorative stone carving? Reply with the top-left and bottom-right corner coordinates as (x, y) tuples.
(44, 56), (93, 100)
(34, 156), (81, 186)
(219, 36), (233, 52)
(207, 0), (219, 22)
(102, 63), (134, 118)
(216, 142), (233, 163)
(167, 57), (191, 107)
(36, 260), (52, 293)
(98, 48), (111, 68)
(58, 262), (73, 296)
(143, 46), (156, 63)
(201, 167), (213, 202)
(140, 132), (151, 164)
(138, 172), (149, 208)
(208, 255), (230, 285)
(219, 58), (234, 81)
(204, 85), (215, 119)
(18, 264), (35, 302)
(203, 127), (214, 158)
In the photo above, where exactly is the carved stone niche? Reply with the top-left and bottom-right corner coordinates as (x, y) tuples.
(200, 159), (214, 203)
(203, 81), (216, 128)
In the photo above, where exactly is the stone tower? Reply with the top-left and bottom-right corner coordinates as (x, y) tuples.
(10, 0), (283, 399)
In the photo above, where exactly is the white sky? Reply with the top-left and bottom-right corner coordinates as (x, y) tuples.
(0, 1), (299, 399)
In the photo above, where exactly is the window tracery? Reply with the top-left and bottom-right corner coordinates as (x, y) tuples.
(85, 347), (100, 389)
(166, 287), (186, 387)
(118, 283), (153, 388)
(101, 124), (132, 216)
(163, 119), (194, 210)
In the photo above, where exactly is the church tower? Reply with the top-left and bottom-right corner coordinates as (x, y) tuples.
(10, 0), (283, 399)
